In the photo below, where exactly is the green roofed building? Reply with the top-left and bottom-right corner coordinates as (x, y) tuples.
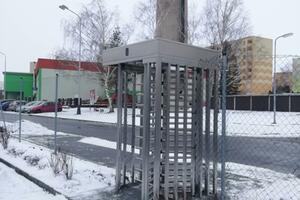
(4, 72), (34, 100)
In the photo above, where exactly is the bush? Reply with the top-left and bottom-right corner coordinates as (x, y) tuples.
(0, 126), (10, 149)
(48, 150), (74, 180)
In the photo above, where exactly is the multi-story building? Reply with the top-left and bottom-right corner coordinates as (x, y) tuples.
(232, 36), (273, 95)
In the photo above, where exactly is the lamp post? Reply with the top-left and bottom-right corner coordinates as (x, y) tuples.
(0, 52), (6, 99)
(59, 4), (82, 115)
(273, 33), (293, 124)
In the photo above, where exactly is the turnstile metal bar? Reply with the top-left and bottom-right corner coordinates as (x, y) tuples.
(183, 66), (189, 200)
(174, 65), (180, 200)
(213, 69), (220, 196)
(116, 64), (124, 190)
(131, 72), (137, 183)
(163, 64), (171, 200)
(142, 63), (151, 200)
(204, 69), (212, 196)
(153, 60), (162, 200)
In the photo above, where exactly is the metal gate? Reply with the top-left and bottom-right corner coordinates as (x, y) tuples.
(103, 38), (220, 200)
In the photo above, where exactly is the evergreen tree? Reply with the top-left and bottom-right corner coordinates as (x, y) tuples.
(109, 26), (123, 48)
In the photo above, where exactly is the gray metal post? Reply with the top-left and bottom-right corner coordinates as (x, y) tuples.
(174, 65), (180, 200)
(116, 64), (124, 191)
(142, 63), (151, 200)
(122, 71), (128, 185)
(220, 51), (228, 200)
(204, 69), (212, 196)
(163, 64), (171, 199)
(153, 60), (162, 200)
(18, 77), (23, 143)
(54, 74), (58, 154)
(131, 72), (137, 183)
(213, 69), (219, 196)
(289, 95), (291, 112)
(183, 66), (188, 200)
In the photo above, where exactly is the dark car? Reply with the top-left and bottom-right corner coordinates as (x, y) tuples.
(0, 99), (14, 111)
(29, 101), (62, 113)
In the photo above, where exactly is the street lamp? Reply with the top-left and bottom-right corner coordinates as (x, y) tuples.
(59, 4), (82, 115)
(0, 51), (6, 99)
(273, 33), (293, 124)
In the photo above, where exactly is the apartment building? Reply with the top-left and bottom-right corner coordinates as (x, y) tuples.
(230, 36), (273, 95)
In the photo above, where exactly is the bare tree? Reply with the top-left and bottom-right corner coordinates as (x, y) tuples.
(201, 0), (251, 48)
(55, 0), (132, 112)
(134, 0), (156, 39)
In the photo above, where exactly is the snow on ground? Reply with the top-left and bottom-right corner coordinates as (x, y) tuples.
(32, 107), (129, 124)
(0, 162), (67, 200)
(31, 108), (300, 138)
(0, 139), (115, 198)
(226, 162), (300, 199)
(226, 110), (300, 138)
(1, 120), (70, 136)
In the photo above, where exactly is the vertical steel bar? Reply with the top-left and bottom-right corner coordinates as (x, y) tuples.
(153, 60), (162, 200)
(191, 67), (197, 196)
(289, 95), (291, 112)
(197, 68), (204, 198)
(183, 66), (188, 200)
(204, 69), (212, 196)
(163, 64), (171, 200)
(221, 53), (228, 200)
(18, 77), (23, 143)
(213, 69), (219, 195)
(54, 73), (58, 154)
(154, 59), (162, 200)
(142, 63), (151, 200)
(116, 64), (124, 191)
(123, 71), (128, 185)
(131, 72), (137, 183)
(174, 65), (180, 200)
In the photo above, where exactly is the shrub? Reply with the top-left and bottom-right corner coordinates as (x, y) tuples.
(0, 126), (10, 149)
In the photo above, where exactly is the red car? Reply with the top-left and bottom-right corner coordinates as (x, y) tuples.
(29, 101), (62, 113)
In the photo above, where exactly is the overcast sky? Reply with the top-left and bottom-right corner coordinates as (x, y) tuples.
(0, 0), (299, 81)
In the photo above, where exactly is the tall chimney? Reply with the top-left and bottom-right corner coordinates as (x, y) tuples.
(156, 0), (188, 43)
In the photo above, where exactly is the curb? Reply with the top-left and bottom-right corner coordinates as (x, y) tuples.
(0, 157), (71, 199)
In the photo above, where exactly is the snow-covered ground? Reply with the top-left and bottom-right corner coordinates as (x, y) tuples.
(29, 108), (300, 138)
(33, 108), (124, 124)
(0, 120), (116, 199)
(226, 162), (300, 199)
(0, 162), (67, 200)
(1, 111), (300, 199)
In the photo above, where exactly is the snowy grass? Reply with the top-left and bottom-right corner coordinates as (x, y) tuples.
(226, 162), (300, 199)
(0, 138), (115, 198)
(0, 162), (67, 200)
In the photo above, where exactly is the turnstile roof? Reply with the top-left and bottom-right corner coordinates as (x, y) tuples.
(103, 38), (219, 67)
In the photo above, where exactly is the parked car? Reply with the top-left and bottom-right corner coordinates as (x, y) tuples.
(6, 100), (27, 111)
(0, 99), (14, 111)
(29, 101), (62, 113)
(17, 101), (45, 113)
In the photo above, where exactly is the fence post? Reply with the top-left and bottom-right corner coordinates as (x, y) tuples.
(233, 96), (236, 110)
(289, 95), (291, 112)
(250, 95), (253, 111)
(19, 77), (23, 143)
(221, 46), (228, 200)
(54, 73), (58, 154)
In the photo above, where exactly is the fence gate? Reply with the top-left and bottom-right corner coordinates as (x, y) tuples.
(103, 38), (220, 200)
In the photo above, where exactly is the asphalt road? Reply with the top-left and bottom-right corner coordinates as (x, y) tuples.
(2, 112), (300, 178)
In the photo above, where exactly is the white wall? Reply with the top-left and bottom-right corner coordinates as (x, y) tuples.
(39, 69), (105, 101)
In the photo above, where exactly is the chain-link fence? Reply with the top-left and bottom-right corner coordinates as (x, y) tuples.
(222, 46), (300, 199)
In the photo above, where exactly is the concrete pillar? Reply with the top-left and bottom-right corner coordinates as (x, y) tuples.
(156, 0), (188, 43)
